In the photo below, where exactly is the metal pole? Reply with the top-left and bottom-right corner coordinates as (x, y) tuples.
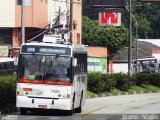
(128, 0), (132, 76)
(21, 0), (25, 43)
(131, 14), (138, 73)
(135, 17), (138, 73)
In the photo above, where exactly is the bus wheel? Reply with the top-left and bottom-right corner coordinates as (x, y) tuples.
(68, 102), (74, 115)
(75, 92), (83, 113)
(67, 94), (75, 115)
(20, 108), (27, 115)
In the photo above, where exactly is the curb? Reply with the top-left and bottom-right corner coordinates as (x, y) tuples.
(87, 90), (160, 99)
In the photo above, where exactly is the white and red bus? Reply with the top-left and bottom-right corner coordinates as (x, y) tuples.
(133, 57), (159, 73)
(16, 42), (87, 115)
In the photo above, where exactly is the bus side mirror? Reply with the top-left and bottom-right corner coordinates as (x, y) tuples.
(73, 58), (77, 67)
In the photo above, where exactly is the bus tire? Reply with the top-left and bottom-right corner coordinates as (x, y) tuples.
(67, 94), (75, 115)
(67, 103), (74, 115)
(20, 108), (27, 115)
(75, 92), (83, 113)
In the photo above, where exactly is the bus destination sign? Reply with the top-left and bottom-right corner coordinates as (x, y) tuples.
(21, 45), (71, 55)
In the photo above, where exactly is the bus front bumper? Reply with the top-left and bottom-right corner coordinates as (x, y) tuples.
(16, 96), (72, 110)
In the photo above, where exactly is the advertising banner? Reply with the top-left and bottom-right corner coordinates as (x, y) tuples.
(99, 12), (121, 26)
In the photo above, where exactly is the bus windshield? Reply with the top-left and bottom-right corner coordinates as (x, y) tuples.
(141, 62), (158, 73)
(18, 54), (71, 82)
(133, 58), (159, 73)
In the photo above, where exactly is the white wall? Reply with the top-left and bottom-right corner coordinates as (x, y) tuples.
(48, 0), (70, 24)
(0, 0), (15, 27)
(112, 63), (128, 73)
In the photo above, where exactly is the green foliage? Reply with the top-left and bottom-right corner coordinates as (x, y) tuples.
(88, 72), (106, 94)
(112, 73), (132, 91)
(86, 91), (96, 97)
(83, 1), (160, 39)
(110, 88), (122, 95)
(147, 73), (160, 86)
(132, 2), (160, 38)
(82, 16), (128, 55)
(128, 86), (147, 93)
(0, 75), (16, 113)
(100, 74), (116, 91)
(88, 72), (160, 93)
(132, 73), (151, 85)
(88, 72), (132, 93)
(142, 85), (160, 92)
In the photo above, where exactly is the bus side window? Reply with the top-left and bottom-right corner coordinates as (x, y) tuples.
(7, 62), (11, 69)
(0, 63), (2, 70)
(4, 63), (7, 70)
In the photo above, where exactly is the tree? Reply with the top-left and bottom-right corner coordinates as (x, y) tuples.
(131, 2), (160, 38)
(83, 1), (160, 39)
(82, 16), (128, 57)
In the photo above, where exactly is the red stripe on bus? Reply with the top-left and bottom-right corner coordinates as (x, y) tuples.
(18, 78), (72, 85)
(45, 80), (72, 85)
(18, 79), (43, 84)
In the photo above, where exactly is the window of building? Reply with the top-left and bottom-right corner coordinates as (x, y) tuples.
(25, 0), (32, 6)
(0, 29), (12, 45)
(17, 0), (32, 6)
(17, 0), (22, 5)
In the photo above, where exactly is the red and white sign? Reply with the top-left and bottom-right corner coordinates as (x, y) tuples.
(99, 12), (121, 26)
(107, 60), (113, 74)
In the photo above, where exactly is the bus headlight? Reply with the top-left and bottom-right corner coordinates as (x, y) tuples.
(17, 88), (32, 96)
(63, 94), (70, 98)
(16, 91), (25, 96)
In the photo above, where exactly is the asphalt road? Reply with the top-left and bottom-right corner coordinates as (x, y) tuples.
(1, 93), (160, 120)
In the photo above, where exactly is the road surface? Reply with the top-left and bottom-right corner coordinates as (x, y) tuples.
(1, 93), (160, 120)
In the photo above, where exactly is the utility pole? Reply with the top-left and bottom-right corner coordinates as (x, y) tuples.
(135, 20), (138, 73)
(131, 14), (138, 73)
(21, 0), (25, 43)
(128, 0), (132, 76)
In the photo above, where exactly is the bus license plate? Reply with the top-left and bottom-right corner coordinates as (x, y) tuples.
(38, 105), (47, 109)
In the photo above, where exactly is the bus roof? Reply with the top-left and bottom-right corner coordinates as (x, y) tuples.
(133, 57), (157, 61)
(21, 42), (87, 54)
(21, 42), (71, 48)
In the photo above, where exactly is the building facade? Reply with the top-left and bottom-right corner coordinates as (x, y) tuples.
(71, 0), (82, 44)
(0, 0), (48, 47)
(87, 46), (108, 73)
(0, 0), (82, 48)
(48, 0), (82, 44)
